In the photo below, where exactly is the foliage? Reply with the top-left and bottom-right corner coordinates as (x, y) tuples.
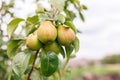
(0, 0), (15, 80)
(101, 54), (120, 64)
(40, 51), (59, 77)
(0, 0), (87, 80)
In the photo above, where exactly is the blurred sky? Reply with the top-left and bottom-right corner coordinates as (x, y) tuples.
(3, 0), (120, 59)
(76, 0), (120, 59)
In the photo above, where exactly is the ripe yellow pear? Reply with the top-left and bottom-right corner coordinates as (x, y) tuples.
(26, 33), (42, 50)
(37, 21), (57, 43)
(57, 25), (75, 45)
(43, 42), (60, 54)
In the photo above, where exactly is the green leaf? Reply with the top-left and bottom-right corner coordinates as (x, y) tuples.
(42, 76), (48, 80)
(25, 15), (39, 36)
(65, 45), (74, 59)
(12, 73), (21, 80)
(26, 16), (39, 25)
(56, 14), (65, 23)
(77, 29), (82, 33)
(73, 0), (81, 9)
(25, 24), (37, 36)
(8, 67), (13, 80)
(82, 5), (88, 10)
(73, 37), (80, 53)
(24, 66), (32, 74)
(7, 39), (24, 58)
(64, 9), (76, 20)
(12, 52), (31, 76)
(30, 69), (42, 80)
(36, 3), (45, 13)
(64, 21), (77, 34)
(79, 12), (85, 22)
(50, 0), (66, 11)
(59, 46), (65, 58)
(38, 13), (52, 21)
(7, 18), (24, 38)
(41, 51), (59, 77)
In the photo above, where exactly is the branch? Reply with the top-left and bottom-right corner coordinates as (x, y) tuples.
(51, 6), (58, 19)
(27, 50), (39, 80)
(61, 59), (69, 80)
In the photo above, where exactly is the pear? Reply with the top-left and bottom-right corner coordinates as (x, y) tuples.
(43, 42), (60, 54)
(57, 25), (75, 45)
(37, 21), (57, 43)
(26, 33), (42, 50)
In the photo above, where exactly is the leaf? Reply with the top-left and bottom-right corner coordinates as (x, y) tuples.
(26, 16), (39, 25)
(36, 3), (45, 13)
(25, 15), (39, 36)
(41, 51), (59, 77)
(24, 66), (32, 74)
(12, 73), (21, 80)
(79, 12), (85, 22)
(64, 9), (76, 21)
(64, 21), (77, 34)
(73, 0), (81, 9)
(12, 52), (31, 76)
(82, 5), (88, 10)
(77, 29), (82, 33)
(50, 0), (66, 11)
(73, 37), (80, 53)
(25, 24), (37, 36)
(7, 18), (24, 38)
(56, 14), (65, 23)
(59, 46), (65, 58)
(7, 39), (24, 58)
(30, 69), (42, 80)
(65, 45), (74, 59)
(38, 13), (52, 21)
(8, 67), (13, 80)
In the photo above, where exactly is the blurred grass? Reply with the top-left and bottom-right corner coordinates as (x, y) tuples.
(64, 64), (120, 80)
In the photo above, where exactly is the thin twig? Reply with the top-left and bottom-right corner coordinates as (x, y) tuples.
(61, 59), (69, 80)
(27, 50), (39, 80)
(63, 59), (69, 70)
(51, 5), (58, 19)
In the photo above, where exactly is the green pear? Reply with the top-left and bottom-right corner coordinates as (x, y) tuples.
(37, 21), (57, 43)
(26, 33), (42, 50)
(57, 25), (75, 45)
(44, 42), (60, 54)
